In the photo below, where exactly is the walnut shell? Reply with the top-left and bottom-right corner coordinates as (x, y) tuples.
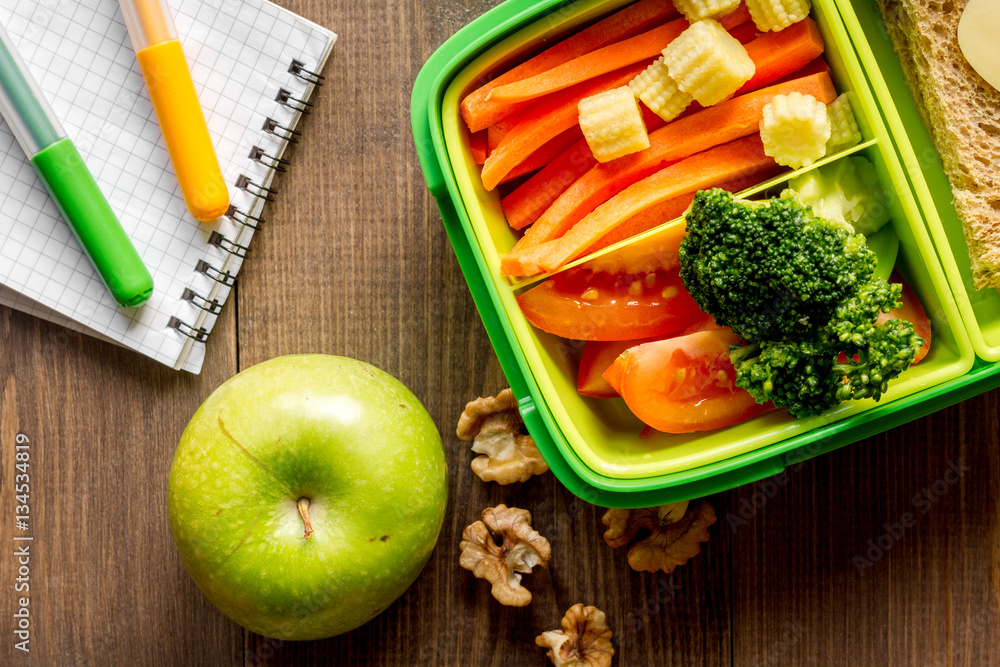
(602, 500), (715, 574)
(536, 603), (614, 667)
(457, 389), (548, 484)
(459, 505), (551, 606)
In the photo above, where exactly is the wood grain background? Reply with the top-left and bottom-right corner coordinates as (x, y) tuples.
(2, 0), (999, 665)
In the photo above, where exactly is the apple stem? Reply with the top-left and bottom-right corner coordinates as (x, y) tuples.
(297, 497), (314, 541)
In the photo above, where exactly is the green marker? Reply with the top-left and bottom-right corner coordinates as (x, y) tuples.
(0, 23), (153, 308)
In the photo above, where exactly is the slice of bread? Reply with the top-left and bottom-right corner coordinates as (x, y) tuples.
(876, 0), (1000, 290)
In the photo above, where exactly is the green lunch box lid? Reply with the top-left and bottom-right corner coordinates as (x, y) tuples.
(411, 0), (1000, 507)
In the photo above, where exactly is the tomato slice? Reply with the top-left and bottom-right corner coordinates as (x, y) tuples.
(578, 338), (657, 397)
(680, 314), (724, 335)
(604, 329), (772, 433)
(877, 274), (931, 364)
(580, 218), (686, 277)
(517, 268), (704, 341)
(837, 275), (932, 366)
(577, 323), (715, 397)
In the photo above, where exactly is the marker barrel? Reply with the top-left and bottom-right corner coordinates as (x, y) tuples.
(119, 0), (229, 221)
(0, 22), (153, 308)
(32, 139), (154, 308)
(137, 40), (230, 221)
(0, 25), (64, 156)
(118, 0), (176, 50)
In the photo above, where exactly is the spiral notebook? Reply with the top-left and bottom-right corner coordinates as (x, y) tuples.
(0, 0), (336, 373)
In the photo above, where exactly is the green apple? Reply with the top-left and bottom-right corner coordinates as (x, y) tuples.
(168, 354), (448, 640)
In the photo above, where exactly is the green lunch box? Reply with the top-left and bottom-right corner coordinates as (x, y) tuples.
(411, 0), (1000, 507)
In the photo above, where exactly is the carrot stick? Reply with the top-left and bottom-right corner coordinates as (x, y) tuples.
(461, 0), (679, 132)
(727, 20), (760, 44)
(487, 6), (751, 107)
(486, 108), (528, 154)
(512, 71), (835, 250)
(501, 138), (596, 229)
(480, 62), (648, 191)
(499, 126), (583, 185)
(584, 196), (692, 259)
(487, 124), (506, 155)
(583, 166), (782, 254)
(735, 18), (825, 96)
(501, 106), (666, 229)
(487, 125), (504, 154)
(500, 29), (825, 233)
(773, 55), (830, 84)
(470, 130), (487, 164)
(503, 135), (777, 276)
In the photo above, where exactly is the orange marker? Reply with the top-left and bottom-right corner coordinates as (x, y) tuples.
(119, 0), (229, 221)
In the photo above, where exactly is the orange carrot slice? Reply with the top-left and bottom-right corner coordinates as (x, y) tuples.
(773, 55), (830, 84)
(727, 20), (760, 44)
(480, 62), (648, 191)
(486, 108), (527, 154)
(511, 71), (835, 251)
(583, 166), (782, 254)
(734, 18), (825, 96)
(487, 6), (752, 107)
(499, 126), (583, 185)
(500, 27), (825, 232)
(470, 129), (487, 164)
(461, 0), (679, 132)
(502, 134), (777, 276)
(501, 106), (666, 229)
(584, 196), (693, 259)
(487, 125), (505, 155)
(501, 138), (596, 229)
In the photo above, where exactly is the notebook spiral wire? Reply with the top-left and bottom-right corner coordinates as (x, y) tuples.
(194, 259), (237, 287)
(250, 145), (290, 172)
(167, 316), (209, 342)
(225, 204), (264, 231)
(276, 88), (313, 114)
(236, 174), (277, 202)
(289, 59), (324, 85)
(208, 231), (250, 259)
(181, 288), (221, 315)
(262, 117), (301, 143)
(168, 57), (319, 344)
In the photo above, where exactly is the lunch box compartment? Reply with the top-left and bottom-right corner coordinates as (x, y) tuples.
(412, 0), (998, 506)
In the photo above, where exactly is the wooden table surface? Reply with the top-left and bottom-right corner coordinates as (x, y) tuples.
(2, 0), (999, 665)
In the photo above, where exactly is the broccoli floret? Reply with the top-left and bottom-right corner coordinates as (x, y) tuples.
(679, 188), (877, 342)
(731, 281), (923, 418)
(680, 188), (923, 419)
(827, 281), (922, 403)
(730, 339), (839, 418)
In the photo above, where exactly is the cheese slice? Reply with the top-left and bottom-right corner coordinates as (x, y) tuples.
(958, 0), (1000, 92)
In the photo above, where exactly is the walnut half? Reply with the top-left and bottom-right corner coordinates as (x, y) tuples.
(459, 504), (551, 606)
(457, 389), (549, 484)
(536, 603), (615, 667)
(602, 500), (715, 574)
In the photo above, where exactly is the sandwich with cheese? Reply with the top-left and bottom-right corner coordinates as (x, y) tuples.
(876, 0), (1000, 290)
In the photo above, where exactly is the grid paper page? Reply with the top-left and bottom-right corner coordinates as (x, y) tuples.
(0, 0), (335, 373)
